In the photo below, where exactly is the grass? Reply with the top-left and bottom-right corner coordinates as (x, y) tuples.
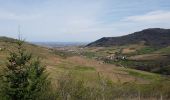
(53, 72), (170, 100)
(157, 46), (170, 54)
(57, 62), (95, 71)
(74, 65), (95, 71)
(1, 39), (170, 99)
(52, 61), (98, 83)
(125, 68), (161, 81)
(52, 50), (72, 58)
(108, 57), (170, 75)
(136, 47), (158, 54)
(125, 46), (159, 56)
(57, 62), (74, 69)
(81, 51), (97, 58)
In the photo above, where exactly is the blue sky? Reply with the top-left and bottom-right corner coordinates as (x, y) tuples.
(0, 0), (170, 42)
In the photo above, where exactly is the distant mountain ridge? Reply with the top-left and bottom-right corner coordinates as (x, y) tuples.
(33, 42), (88, 48)
(87, 28), (170, 47)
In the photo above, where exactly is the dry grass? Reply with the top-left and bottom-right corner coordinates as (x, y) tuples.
(122, 48), (136, 54)
(0, 41), (163, 86)
(1, 41), (170, 99)
(63, 56), (153, 84)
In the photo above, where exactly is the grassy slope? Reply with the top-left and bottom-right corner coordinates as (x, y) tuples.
(84, 44), (170, 75)
(0, 39), (166, 86)
(1, 39), (170, 99)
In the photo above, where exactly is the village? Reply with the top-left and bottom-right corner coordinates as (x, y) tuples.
(53, 46), (127, 64)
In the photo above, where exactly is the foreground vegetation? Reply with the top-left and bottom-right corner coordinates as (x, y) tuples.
(52, 72), (170, 100)
(0, 40), (50, 100)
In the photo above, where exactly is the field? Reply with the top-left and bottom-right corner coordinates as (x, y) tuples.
(0, 38), (170, 99)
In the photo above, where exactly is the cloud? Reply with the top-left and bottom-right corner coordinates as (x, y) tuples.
(0, 11), (41, 21)
(0, 0), (170, 42)
(124, 10), (170, 23)
(101, 10), (170, 37)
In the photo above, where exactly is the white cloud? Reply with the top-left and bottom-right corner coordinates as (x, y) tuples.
(0, 11), (41, 21)
(0, 0), (170, 42)
(124, 10), (170, 23)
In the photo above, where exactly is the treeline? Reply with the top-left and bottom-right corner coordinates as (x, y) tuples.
(109, 59), (170, 75)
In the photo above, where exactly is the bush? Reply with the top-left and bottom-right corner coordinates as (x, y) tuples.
(54, 72), (170, 100)
(56, 73), (88, 100)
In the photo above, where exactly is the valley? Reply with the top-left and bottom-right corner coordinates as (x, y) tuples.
(0, 29), (170, 99)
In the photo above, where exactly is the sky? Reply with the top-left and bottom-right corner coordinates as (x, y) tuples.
(0, 0), (170, 42)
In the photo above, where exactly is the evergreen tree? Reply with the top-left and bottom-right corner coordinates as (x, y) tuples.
(1, 40), (49, 100)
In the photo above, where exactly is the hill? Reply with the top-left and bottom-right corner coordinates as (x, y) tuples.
(0, 36), (162, 83)
(1, 36), (170, 99)
(0, 36), (17, 43)
(87, 28), (170, 47)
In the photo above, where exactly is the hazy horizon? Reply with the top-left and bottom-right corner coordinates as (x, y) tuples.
(0, 0), (170, 42)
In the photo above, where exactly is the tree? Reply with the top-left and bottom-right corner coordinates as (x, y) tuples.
(1, 40), (49, 100)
